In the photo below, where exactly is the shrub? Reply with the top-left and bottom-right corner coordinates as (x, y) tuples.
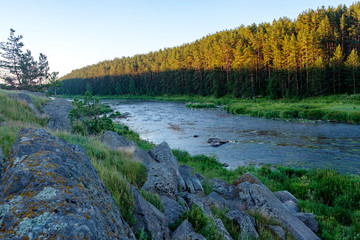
(69, 91), (115, 135)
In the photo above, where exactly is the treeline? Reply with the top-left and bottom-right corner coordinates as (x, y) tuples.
(62, 3), (360, 98)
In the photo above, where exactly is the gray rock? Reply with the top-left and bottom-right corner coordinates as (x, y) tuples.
(235, 182), (320, 240)
(295, 213), (319, 233)
(171, 220), (206, 240)
(161, 196), (188, 225)
(233, 173), (263, 186)
(214, 218), (233, 240)
(101, 131), (137, 152)
(43, 99), (73, 132)
(142, 142), (185, 199)
(0, 128), (135, 239)
(226, 209), (259, 239)
(275, 190), (298, 204)
(210, 178), (237, 199)
(207, 138), (229, 147)
(181, 192), (213, 218)
(205, 192), (229, 209)
(194, 173), (205, 183)
(265, 225), (286, 240)
(132, 148), (155, 169)
(131, 185), (170, 240)
(283, 200), (300, 213)
(179, 165), (204, 196)
(8, 92), (41, 117)
(0, 146), (4, 179)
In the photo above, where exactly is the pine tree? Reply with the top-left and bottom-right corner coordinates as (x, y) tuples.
(344, 49), (360, 93)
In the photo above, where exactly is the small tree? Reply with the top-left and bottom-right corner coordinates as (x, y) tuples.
(69, 91), (114, 135)
(344, 49), (360, 94)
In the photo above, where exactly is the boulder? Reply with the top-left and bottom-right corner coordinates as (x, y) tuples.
(233, 173), (263, 186)
(43, 99), (73, 132)
(130, 186), (170, 240)
(205, 192), (229, 209)
(0, 128), (135, 239)
(171, 220), (206, 240)
(210, 178), (237, 199)
(207, 138), (229, 147)
(265, 225), (286, 240)
(8, 92), (41, 117)
(161, 196), (188, 226)
(132, 148), (154, 169)
(179, 165), (204, 196)
(195, 173), (205, 183)
(101, 131), (137, 153)
(214, 218), (233, 240)
(295, 213), (319, 233)
(142, 142), (185, 199)
(226, 209), (259, 239)
(235, 182), (320, 240)
(283, 200), (300, 213)
(181, 192), (213, 218)
(274, 190), (298, 204)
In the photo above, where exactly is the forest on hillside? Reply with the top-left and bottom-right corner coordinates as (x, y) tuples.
(62, 3), (360, 99)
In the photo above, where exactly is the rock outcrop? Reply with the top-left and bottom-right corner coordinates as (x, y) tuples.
(101, 131), (138, 153)
(234, 182), (320, 240)
(142, 142), (185, 199)
(226, 209), (259, 239)
(0, 128), (135, 239)
(8, 92), (42, 117)
(43, 99), (73, 132)
(214, 218), (233, 240)
(179, 165), (204, 196)
(171, 220), (206, 240)
(130, 185), (170, 240)
(161, 196), (188, 226)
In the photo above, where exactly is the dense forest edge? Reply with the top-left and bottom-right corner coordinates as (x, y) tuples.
(1, 89), (360, 239)
(61, 3), (360, 100)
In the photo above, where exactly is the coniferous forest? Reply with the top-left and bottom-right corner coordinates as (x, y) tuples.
(62, 3), (360, 99)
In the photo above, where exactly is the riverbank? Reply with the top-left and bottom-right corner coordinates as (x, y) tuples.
(1, 89), (360, 239)
(60, 93), (360, 124)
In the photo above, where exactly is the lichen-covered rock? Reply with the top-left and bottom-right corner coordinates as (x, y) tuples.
(179, 165), (204, 196)
(161, 196), (188, 225)
(226, 209), (259, 239)
(0, 128), (135, 239)
(205, 192), (229, 209)
(232, 172), (263, 186)
(171, 220), (206, 240)
(295, 213), (319, 233)
(181, 192), (213, 218)
(265, 225), (286, 240)
(43, 99), (73, 132)
(210, 178), (237, 199)
(130, 186), (170, 240)
(283, 200), (300, 213)
(235, 182), (320, 240)
(101, 131), (137, 152)
(214, 218), (233, 240)
(8, 92), (41, 117)
(142, 142), (185, 199)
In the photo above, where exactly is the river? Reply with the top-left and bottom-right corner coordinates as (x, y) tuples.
(103, 99), (360, 174)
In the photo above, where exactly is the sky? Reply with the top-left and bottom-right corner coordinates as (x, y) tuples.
(0, 0), (357, 77)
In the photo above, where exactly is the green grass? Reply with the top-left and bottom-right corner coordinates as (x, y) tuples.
(186, 102), (217, 109)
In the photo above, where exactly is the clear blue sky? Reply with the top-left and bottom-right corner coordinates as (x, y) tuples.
(0, 0), (357, 77)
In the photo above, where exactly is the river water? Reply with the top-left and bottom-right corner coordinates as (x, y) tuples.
(103, 99), (360, 174)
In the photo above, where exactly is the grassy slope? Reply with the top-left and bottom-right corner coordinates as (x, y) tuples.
(61, 93), (360, 124)
(1, 89), (360, 239)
